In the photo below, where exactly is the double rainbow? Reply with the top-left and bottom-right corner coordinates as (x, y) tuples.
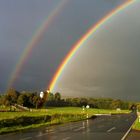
(7, 0), (69, 89)
(7, 0), (135, 92)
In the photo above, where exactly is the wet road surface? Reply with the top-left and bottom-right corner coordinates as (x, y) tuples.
(0, 112), (137, 140)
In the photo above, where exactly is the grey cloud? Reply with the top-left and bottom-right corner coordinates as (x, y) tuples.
(54, 1), (140, 101)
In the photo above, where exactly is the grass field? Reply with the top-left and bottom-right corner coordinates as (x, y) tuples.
(0, 107), (130, 134)
(0, 107), (130, 120)
(46, 107), (130, 116)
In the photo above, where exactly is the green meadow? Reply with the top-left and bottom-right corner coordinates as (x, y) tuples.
(0, 107), (130, 119)
(132, 117), (140, 130)
(0, 107), (130, 134)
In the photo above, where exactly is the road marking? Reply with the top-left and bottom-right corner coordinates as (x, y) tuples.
(121, 116), (137, 140)
(62, 136), (71, 140)
(74, 126), (85, 132)
(45, 129), (55, 133)
(20, 137), (32, 140)
(107, 127), (116, 132)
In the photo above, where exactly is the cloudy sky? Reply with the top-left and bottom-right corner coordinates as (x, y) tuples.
(54, 0), (140, 101)
(1, 0), (139, 101)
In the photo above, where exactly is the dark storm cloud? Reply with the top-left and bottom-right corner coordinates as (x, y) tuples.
(0, 0), (59, 91)
(0, 0), (128, 92)
(54, 1), (140, 101)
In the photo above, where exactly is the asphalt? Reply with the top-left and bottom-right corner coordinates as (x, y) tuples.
(0, 112), (137, 140)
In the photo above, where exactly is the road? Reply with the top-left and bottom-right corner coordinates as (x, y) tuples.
(0, 112), (137, 140)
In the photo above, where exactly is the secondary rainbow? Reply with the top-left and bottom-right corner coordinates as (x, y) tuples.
(7, 0), (69, 90)
(49, 0), (135, 92)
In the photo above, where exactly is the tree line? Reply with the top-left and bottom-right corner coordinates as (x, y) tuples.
(0, 88), (137, 110)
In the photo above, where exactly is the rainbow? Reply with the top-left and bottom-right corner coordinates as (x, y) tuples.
(7, 0), (69, 90)
(49, 0), (135, 92)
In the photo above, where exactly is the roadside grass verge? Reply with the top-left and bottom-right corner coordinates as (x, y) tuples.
(132, 118), (140, 130)
(0, 113), (86, 134)
(0, 107), (130, 134)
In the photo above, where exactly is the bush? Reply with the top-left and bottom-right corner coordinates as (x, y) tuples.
(0, 115), (51, 128)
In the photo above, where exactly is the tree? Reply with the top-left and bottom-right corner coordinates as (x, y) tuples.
(137, 104), (140, 112)
(110, 99), (122, 109)
(54, 92), (61, 101)
(130, 104), (137, 111)
(80, 98), (87, 106)
(32, 95), (42, 109)
(3, 95), (11, 106)
(120, 101), (129, 110)
(0, 95), (4, 105)
(17, 94), (28, 106)
(6, 88), (20, 105)
(87, 98), (96, 108)
(71, 98), (80, 106)
(47, 93), (54, 101)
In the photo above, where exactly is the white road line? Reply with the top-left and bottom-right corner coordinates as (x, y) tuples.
(74, 126), (85, 132)
(45, 129), (55, 133)
(20, 137), (32, 140)
(107, 127), (116, 132)
(62, 136), (71, 140)
(121, 117), (137, 140)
